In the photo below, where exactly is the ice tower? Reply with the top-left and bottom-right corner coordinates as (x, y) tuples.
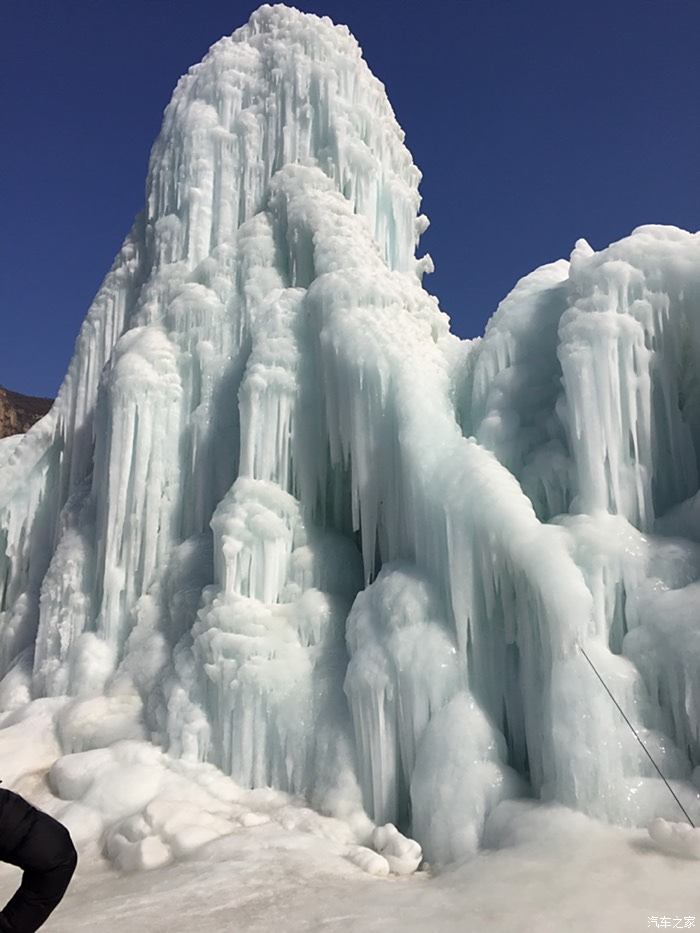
(1, 4), (699, 864)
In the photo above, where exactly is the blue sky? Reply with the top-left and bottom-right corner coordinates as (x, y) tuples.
(2, 0), (698, 397)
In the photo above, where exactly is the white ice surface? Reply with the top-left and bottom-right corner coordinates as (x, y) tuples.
(0, 791), (698, 932)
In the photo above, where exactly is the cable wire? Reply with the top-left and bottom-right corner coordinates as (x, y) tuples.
(579, 645), (695, 828)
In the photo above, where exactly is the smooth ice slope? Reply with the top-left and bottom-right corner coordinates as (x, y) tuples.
(1, 4), (700, 870)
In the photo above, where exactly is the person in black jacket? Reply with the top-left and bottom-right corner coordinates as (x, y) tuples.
(0, 789), (77, 932)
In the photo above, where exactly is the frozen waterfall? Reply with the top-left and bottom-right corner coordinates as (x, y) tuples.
(1, 3), (699, 866)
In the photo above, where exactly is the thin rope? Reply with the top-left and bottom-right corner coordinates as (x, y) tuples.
(579, 645), (695, 829)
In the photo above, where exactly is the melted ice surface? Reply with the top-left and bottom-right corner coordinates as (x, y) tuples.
(1, 4), (699, 868)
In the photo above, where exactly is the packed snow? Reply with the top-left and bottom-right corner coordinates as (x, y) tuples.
(1, 4), (700, 924)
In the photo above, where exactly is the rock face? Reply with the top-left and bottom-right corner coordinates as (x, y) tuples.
(0, 387), (52, 439)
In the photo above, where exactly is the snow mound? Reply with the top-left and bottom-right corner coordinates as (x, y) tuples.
(0, 694), (420, 877)
(648, 818), (700, 860)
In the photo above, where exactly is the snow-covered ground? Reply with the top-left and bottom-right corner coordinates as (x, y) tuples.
(2, 701), (696, 930)
(1, 798), (697, 932)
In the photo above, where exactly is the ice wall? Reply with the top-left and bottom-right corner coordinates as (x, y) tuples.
(1, 3), (699, 866)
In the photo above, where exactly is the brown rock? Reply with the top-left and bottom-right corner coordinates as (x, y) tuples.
(0, 386), (53, 439)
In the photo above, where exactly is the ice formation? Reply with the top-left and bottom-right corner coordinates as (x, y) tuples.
(1, 3), (699, 870)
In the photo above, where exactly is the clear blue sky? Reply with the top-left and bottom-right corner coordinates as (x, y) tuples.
(2, 0), (698, 397)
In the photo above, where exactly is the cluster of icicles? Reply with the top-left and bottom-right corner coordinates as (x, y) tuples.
(1, 4), (699, 865)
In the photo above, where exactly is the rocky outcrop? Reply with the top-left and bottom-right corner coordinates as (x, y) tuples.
(0, 386), (53, 439)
